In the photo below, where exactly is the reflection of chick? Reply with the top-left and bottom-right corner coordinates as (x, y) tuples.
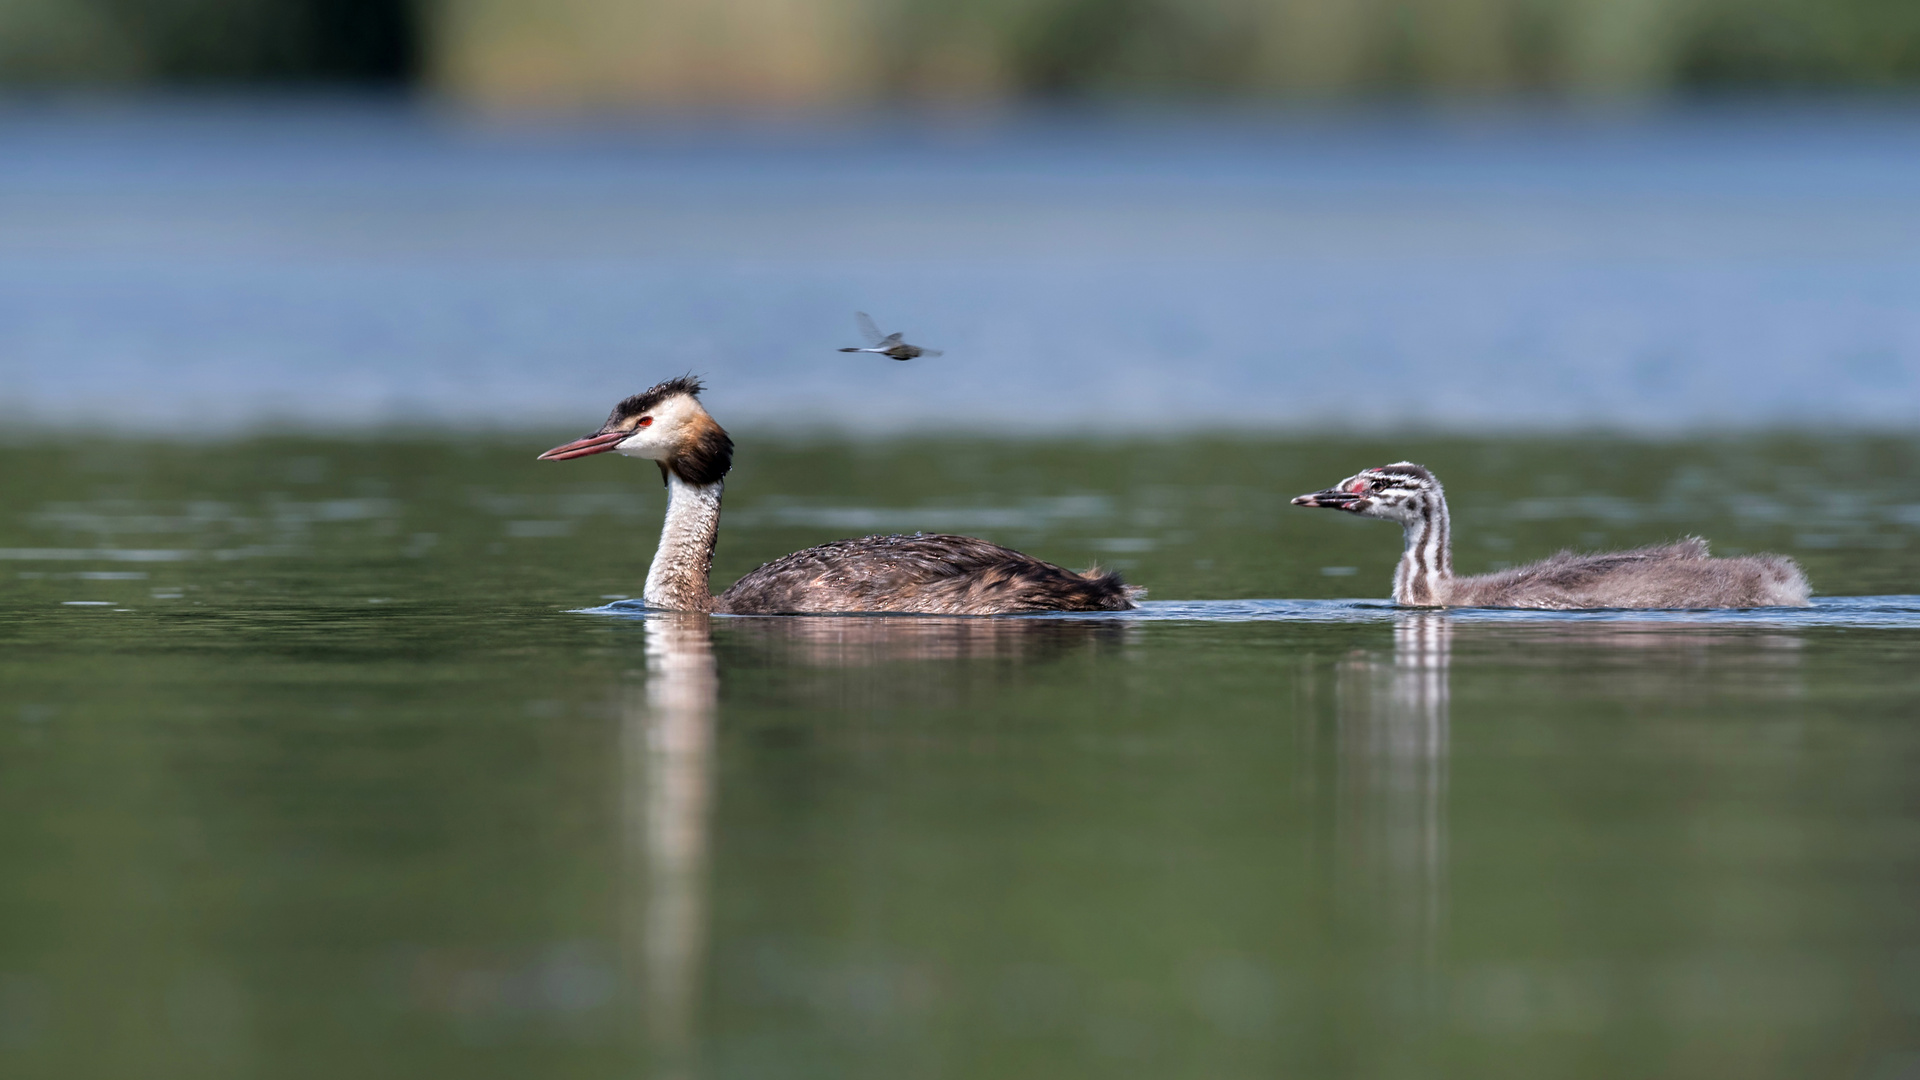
(1295, 463), (1810, 609)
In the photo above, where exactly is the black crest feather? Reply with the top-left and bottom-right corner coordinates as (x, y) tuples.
(608, 375), (705, 427)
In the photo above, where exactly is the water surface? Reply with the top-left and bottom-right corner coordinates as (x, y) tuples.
(2, 431), (1918, 1077)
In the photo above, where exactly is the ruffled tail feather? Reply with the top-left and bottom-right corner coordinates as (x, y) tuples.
(1078, 565), (1145, 609)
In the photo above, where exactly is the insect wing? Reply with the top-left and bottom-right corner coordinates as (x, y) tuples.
(854, 311), (887, 346)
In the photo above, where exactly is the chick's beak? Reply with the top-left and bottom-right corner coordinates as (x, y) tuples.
(1292, 488), (1369, 512)
(538, 429), (629, 461)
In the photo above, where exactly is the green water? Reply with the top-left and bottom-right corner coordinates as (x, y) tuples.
(2, 433), (1918, 1079)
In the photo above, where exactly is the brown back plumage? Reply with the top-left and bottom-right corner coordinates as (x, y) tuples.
(715, 533), (1141, 615)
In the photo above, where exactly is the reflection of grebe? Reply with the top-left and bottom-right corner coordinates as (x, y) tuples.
(724, 613), (1131, 665)
(541, 378), (1139, 614)
(623, 613), (715, 1074)
(1294, 463), (1810, 609)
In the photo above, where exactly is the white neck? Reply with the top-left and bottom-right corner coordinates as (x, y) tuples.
(1393, 491), (1453, 606)
(645, 474), (723, 612)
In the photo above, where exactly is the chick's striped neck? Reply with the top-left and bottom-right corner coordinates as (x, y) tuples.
(1393, 490), (1452, 606)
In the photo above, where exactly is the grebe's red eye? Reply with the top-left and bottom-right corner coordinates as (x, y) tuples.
(638, 416), (653, 427)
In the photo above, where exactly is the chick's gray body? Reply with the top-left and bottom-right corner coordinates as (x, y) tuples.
(1442, 537), (1809, 609)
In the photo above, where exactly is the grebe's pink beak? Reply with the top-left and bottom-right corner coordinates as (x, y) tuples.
(538, 429), (629, 461)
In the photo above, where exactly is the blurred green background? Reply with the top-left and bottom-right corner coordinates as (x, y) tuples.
(2, 0), (1919, 102)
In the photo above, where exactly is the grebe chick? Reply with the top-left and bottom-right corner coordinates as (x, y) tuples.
(1292, 462), (1811, 609)
(538, 378), (1137, 615)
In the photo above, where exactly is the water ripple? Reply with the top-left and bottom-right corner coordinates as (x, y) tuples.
(582, 595), (1920, 629)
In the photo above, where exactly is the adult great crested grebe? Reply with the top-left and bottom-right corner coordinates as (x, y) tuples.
(538, 378), (1139, 615)
(1293, 462), (1811, 609)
